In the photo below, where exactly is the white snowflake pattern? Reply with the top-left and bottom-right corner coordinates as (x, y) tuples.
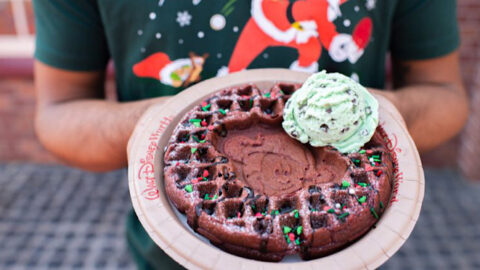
(197, 31), (205, 38)
(365, 0), (376, 10)
(158, 0), (165, 6)
(343, 19), (351, 27)
(193, 0), (201, 5)
(149, 12), (157, 20)
(176, 11), (192, 27)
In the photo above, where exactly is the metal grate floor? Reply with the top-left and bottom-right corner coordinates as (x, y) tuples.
(0, 164), (479, 269)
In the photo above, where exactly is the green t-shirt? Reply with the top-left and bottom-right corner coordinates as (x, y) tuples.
(34, 0), (459, 101)
(34, 0), (459, 269)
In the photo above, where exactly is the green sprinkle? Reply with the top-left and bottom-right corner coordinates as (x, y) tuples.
(249, 97), (253, 107)
(327, 208), (335, 214)
(337, 212), (350, 219)
(358, 196), (367, 204)
(184, 185), (193, 193)
(283, 226), (292, 234)
(359, 150), (366, 154)
(295, 238), (300, 245)
(285, 235), (290, 244)
(270, 210), (275, 216)
(204, 194), (210, 200)
(380, 202), (384, 209)
(193, 122), (201, 127)
(296, 226), (303, 235)
(370, 207), (379, 219)
(264, 92), (271, 98)
(191, 148), (197, 154)
(201, 104), (211, 111)
(189, 119), (201, 123)
(219, 109), (227, 115)
(372, 155), (380, 159)
(358, 182), (367, 187)
(275, 210), (280, 215)
(251, 204), (256, 210)
(202, 177), (208, 181)
(212, 194), (218, 200)
(342, 180), (351, 188)
(280, 90), (285, 95)
(293, 209), (299, 218)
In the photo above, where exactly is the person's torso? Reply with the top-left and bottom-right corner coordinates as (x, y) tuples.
(96, 0), (397, 101)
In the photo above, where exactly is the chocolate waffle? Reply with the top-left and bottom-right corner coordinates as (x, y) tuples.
(163, 83), (393, 261)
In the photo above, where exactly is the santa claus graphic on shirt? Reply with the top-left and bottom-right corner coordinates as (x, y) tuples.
(226, 0), (372, 73)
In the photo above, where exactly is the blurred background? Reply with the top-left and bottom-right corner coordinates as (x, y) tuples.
(0, 0), (479, 269)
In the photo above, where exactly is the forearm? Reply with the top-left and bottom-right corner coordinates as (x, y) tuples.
(378, 83), (469, 153)
(35, 97), (167, 171)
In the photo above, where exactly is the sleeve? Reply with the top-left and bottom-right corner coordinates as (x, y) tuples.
(390, 0), (460, 60)
(33, 0), (110, 71)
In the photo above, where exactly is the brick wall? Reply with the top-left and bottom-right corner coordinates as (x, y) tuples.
(0, 0), (479, 168)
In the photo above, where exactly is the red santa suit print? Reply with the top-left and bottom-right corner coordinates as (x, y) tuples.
(227, 0), (372, 73)
(133, 52), (208, 88)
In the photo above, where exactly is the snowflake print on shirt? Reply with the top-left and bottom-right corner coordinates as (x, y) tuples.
(176, 11), (192, 27)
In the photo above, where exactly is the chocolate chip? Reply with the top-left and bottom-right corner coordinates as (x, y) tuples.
(365, 106), (372, 115)
(320, 124), (329, 133)
(326, 108), (332, 113)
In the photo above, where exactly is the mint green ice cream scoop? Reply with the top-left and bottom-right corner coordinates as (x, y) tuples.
(282, 70), (379, 153)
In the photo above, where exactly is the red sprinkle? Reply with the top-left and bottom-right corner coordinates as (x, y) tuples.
(366, 150), (373, 154)
(322, 205), (330, 211)
(237, 212), (241, 218)
(197, 176), (203, 182)
(288, 233), (296, 243)
(203, 170), (209, 178)
(201, 134), (206, 139)
(376, 170), (383, 176)
(201, 101), (208, 107)
(255, 212), (263, 217)
(175, 162), (180, 166)
(208, 125), (215, 131)
(192, 178), (199, 184)
(201, 120), (207, 127)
